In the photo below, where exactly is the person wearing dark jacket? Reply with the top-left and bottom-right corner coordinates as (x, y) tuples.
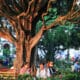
(48, 61), (56, 77)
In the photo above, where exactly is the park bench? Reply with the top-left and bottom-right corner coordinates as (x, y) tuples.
(0, 68), (17, 80)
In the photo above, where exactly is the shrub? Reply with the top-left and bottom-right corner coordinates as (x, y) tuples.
(17, 74), (33, 80)
(63, 72), (80, 80)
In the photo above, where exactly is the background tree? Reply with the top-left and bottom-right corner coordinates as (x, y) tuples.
(0, 0), (80, 74)
(36, 0), (79, 61)
(38, 21), (75, 61)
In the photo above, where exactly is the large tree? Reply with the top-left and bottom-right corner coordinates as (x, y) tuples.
(0, 0), (80, 74)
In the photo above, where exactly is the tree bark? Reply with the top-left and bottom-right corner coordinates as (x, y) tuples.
(14, 42), (23, 74)
(25, 41), (32, 63)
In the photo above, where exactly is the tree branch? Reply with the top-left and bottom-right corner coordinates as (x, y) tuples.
(42, 0), (80, 30)
(0, 27), (16, 43)
(33, 0), (48, 18)
(2, 0), (10, 12)
(19, 0), (25, 8)
(12, 0), (21, 13)
(0, 9), (19, 40)
(0, 9), (17, 26)
(33, 0), (42, 15)
(30, 26), (45, 48)
(1, 0), (18, 15)
(41, 0), (56, 26)
(29, 0), (79, 49)
(17, 0), (34, 19)
(43, 16), (66, 30)
(25, 0), (34, 16)
(71, 0), (77, 12)
(68, 10), (80, 20)
(69, 20), (80, 24)
(42, 0), (56, 15)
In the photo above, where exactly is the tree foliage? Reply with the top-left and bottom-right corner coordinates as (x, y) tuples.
(36, 0), (80, 61)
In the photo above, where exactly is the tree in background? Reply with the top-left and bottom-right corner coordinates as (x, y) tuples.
(0, 0), (80, 74)
(37, 0), (80, 61)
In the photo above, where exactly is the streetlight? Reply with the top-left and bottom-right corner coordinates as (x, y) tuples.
(64, 30), (71, 61)
(59, 45), (64, 57)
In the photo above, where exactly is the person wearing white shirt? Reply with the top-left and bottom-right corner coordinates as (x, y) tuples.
(36, 63), (50, 79)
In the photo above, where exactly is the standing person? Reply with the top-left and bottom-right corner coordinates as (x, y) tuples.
(74, 61), (80, 72)
(36, 62), (50, 79)
(49, 61), (56, 77)
(19, 62), (30, 75)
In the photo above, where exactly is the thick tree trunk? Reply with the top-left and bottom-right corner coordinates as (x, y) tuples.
(10, 13), (45, 75)
(14, 42), (23, 74)
(14, 35), (33, 74)
(14, 41), (34, 74)
(25, 39), (34, 65)
(26, 43), (32, 63)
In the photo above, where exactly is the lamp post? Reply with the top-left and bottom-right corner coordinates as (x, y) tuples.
(59, 45), (63, 57)
(64, 30), (71, 61)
